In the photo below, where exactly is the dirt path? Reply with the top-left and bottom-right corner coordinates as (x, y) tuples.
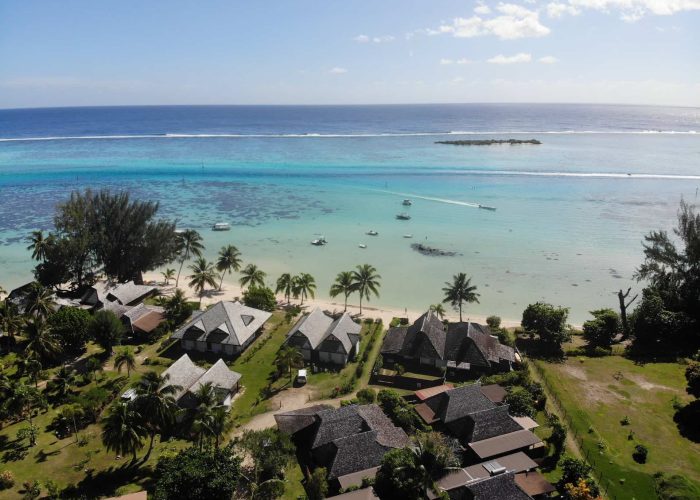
(232, 386), (353, 434)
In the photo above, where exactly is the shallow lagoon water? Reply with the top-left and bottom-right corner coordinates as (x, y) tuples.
(1, 105), (698, 322)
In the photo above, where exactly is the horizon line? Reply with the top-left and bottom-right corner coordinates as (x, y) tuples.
(2, 101), (699, 112)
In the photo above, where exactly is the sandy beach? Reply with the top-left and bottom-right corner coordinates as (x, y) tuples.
(143, 270), (524, 328)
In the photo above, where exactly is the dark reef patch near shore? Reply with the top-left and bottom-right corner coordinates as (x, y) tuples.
(411, 243), (460, 257)
(435, 139), (541, 146)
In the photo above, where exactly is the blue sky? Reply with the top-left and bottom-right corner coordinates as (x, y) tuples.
(1, 0), (698, 108)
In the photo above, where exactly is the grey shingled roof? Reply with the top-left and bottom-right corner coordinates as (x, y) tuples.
(274, 404), (334, 434)
(161, 354), (241, 403)
(287, 308), (360, 353)
(123, 303), (163, 322)
(306, 404), (410, 479)
(469, 405), (524, 442)
(171, 301), (271, 346)
(426, 383), (495, 424)
(466, 471), (533, 499)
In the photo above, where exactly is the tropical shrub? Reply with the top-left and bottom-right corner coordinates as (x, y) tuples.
(47, 307), (91, 352)
(633, 444), (648, 464)
(242, 286), (276, 312)
(357, 388), (376, 404)
(0, 470), (15, 490)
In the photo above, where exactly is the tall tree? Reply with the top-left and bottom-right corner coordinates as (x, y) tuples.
(114, 347), (137, 377)
(175, 229), (204, 288)
(275, 273), (294, 305)
(25, 282), (56, 319)
(88, 310), (124, 355)
(329, 271), (354, 312)
(521, 302), (571, 349)
(442, 273), (480, 322)
(239, 264), (266, 290)
(275, 345), (303, 381)
(26, 230), (53, 262)
(292, 273), (316, 306)
(49, 366), (76, 400)
(351, 264), (381, 315)
(161, 268), (175, 286)
(235, 428), (295, 499)
(216, 245), (243, 291)
(3, 381), (44, 429)
(101, 402), (147, 461)
(163, 288), (191, 326)
(0, 302), (23, 341)
(429, 303), (446, 320)
(582, 308), (620, 348)
(617, 287), (638, 339)
(134, 371), (181, 460)
(47, 307), (91, 352)
(188, 257), (219, 307)
(24, 318), (62, 363)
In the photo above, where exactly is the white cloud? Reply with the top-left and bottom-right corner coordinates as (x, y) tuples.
(440, 58), (454, 65)
(487, 52), (532, 64)
(550, 0), (700, 20)
(329, 67), (348, 74)
(456, 58), (472, 64)
(539, 55), (559, 63)
(437, 4), (550, 40)
(474, 2), (491, 14)
(451, 76), (466, 84)
(440, 57), (472, 65)
(354, 34), (395, 43)
(546, 2), (581, 17)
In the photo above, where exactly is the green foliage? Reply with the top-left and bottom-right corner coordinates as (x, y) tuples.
(486, 315), (501, 329)
(163, 288), (194, 327)
(47, 306), (91, 352)
(292, 273), (316, 305)
(239, 263), (266, 289)
(546, 414), (567, 456)
(351, 264), (381, 314)
(88, 310), (124, 353)
(242, 286), (277, 312)
(413, 431), (459, 478)
(153, 443), (242, 500)
(582, 308), (620, 348)
(685, 362), (700, 398)
(522, 302), (571, 348)
(216, 244), (242, 290)
(504, 386), (536, 417)
(16, 424), (38, 447)
(101, 401), (147, 459)
(557, 456), (599, 497)
(21, 480), (41, 500)
(442, 272), (479, 322)
(633, 444), (648, 464)
(306, 467), (329, 500)
(634, 200), (699, 353)
(0, 470), (15, 490)
(377, 389), (426, 434)
(654, 472), (700, 500)
(235, 428), (295, 485)
(374, 448), (432, 500)
(356, 387), (376, 404)
(24, 317), (62, 364)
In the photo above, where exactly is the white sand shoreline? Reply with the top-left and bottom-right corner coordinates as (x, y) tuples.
(143, 271), (524, 328)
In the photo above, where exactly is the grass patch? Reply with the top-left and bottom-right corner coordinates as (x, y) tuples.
(534, 356), (700, 499)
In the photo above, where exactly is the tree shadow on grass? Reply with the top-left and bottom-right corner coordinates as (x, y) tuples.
(67, 461), (155, 498)
(34, 447), (61, 463)
(674, 400), (700, 443)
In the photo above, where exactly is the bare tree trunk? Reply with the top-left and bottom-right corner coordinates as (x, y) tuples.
(176, 259), (185, 288)
(618, 288), (638, 339)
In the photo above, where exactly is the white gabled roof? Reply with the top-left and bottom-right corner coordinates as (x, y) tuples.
(162, 354), (241, 403)
(287, 308), (361, 353)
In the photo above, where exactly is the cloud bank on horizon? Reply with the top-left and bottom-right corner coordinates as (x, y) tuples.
(0, 0), (698, 107)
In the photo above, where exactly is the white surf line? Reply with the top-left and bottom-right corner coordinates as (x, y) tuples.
(374, 189), (482, 209)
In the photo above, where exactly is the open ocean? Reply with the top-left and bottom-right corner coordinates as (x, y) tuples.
(1, 104), (698, 323)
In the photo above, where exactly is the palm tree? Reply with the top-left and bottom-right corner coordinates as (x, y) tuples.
(209, 407), (229, 450)
(133, 371), (181, 459)
(0, 302), (23, 340)
(275, 273), (294, 305)
(25, 283), (56, 319)
(189, 382), (219, 450)
(24, 318), (62, 363)
(412, 431), (459, 479)
(114, 347), (137, 377)
(161, 268), (175, 286)
(239, 264), (266, 289)
(101, 402), (147, 461)
(442, 273), (480, 322)
(50, 366), (76, 399)
(351, 264), (381, 315)
(216, 245), (243, 290)
(429, 304), (446, 320)
(292, 273), (316, 306)
(275, 345), (304, 381)
(188, 257), (219, 308)
(164, 288), (189, 324)
(26, 358), (42, 388)
(85, 357), (103, 381)
(3, 381), (43, 428)
(330, 271), (354, 312)
(175, 229), (204, 288)
(26, 230), (52, 261)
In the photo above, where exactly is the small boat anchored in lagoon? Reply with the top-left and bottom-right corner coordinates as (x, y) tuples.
(478, 204), (497, 211)
(396, 213), (411, 220)
(212, 222), (231, 231)
(366, 230), (379, 236)
(311, 236), (327, 246)
(402, 199), (412, 206)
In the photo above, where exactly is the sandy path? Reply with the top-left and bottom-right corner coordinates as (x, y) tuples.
(144, 271), (523, 327)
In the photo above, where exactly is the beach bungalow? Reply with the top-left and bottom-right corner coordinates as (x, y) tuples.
(161, 353), (241, 410)
(122, 303), (165, 336)
(275, 404), (410, 493)
(80, 281), (158, 313)
(414, 383), (543, 464)
(285, 308), (361, 366)
(170, 300), (272, 356)
(380, 310), (515, 376)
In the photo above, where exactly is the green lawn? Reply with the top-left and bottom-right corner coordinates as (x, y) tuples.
(534, 356), (700, 500)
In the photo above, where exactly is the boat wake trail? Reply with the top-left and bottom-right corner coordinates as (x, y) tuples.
(376, 190), (481, 209)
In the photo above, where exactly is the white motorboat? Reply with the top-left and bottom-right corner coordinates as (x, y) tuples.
(359, 244), (367, 249)
(396, 213), (411, 220)
(478, 204), (497, 211)
(403, 234), (413, 238)
(366, 230), (379, 236)
(311, 236), (327, 246)
(212, 222), (231, 231)
(402, 199), (412, 206)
